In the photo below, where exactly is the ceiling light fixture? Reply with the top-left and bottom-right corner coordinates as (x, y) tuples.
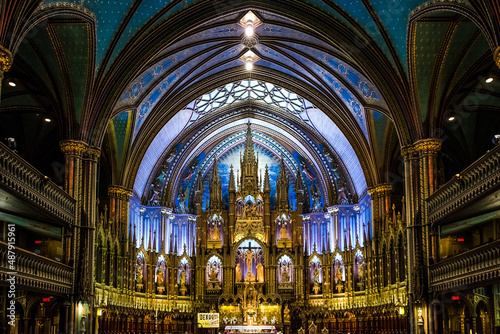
(44, 117), (52, 123)
(447, 115), (455, 121)
(8, 81), (16, 87)
(245, 20), (254, 37)
(486, 77), (494, 83)
(245, 57), (253, 71)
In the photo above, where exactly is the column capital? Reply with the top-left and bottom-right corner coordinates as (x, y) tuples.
(495, 46), (500, 69)
(0, 45), (13, 73)
(108, 185), (132, 199)
(400, 145), (415, 160)
(413, 138), (441, 155)
(85, 146), (101, 161)
(60, 139), (87, 156)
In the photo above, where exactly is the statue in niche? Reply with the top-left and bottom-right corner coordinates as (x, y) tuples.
(337, 182), (349, 205)
(335, 264), (344, 284)
(148, 180), (162, 206)
(180, 267), (187, 287)
(176, 185), (189, 213)
(182, 164), (196, 181)
(135, 263), (143, 283)
(313, 265), (320, 284)
(310, 183), (322, 211)
(208, 265), (219, 282)
(236, 263), (242, 282)
(156, 266), (164, 285)
(358, 260), (366, 282)
(256, 262), (264, 283)
(245, 250), (256, 281)
(282, 266), (290, 282)
(279, 223), (289, 239)
(283, 304), (291, 323)
(210, 223), (220, 241)
(242, 202), (257, 219)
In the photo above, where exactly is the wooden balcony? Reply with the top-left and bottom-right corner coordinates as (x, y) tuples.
(427, 144), (500, 225)
(0, 141), (75, 225)
(429, 239), (500, 291)
(0, 241), (73, 294)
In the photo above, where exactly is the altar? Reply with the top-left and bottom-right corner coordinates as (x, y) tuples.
(224, 325), (276, 333)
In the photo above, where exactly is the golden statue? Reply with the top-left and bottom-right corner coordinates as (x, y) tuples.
(279, 225), (289, 239)
(211, 224), (220, 240)
(282, 266), (290, 282)
(236, 263), (242, 282)
(209, 266), (219, 282)
(283, 304), (291, 323)
(180, 268), (187, 286)
(156, 267), (164, 285)
(256, 262), (264, 282)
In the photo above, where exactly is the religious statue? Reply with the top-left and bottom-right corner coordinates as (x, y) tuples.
(358, 261), (366, 282)
(313, 266), (320, 284)
(242, 202), (257, 219)
(310, 183), (322, 211)
(236, 263), (242, 282)
(256, 262), (264, 283)
(279, 224), (289, 239)
(148, 180), (162, 206)
(337, 182), (349, 205)
(156, 267), (164, 285)
(177, 185), (189, 213)
(135, 262), (143, 283)
(210, 223), (220, 241)
(245, 249), (256, 281)
(335, 265), (343, 284)
(283, 304), (291, 323)
(180, 268), (187, 286)
(282, 266), (290, 282)
(209, 266), (219, 282)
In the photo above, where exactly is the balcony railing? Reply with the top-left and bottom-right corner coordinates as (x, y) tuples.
(429, 239), (500, 291)
(427, 144), (500, 225)
(0, 241), (73, 294)
(0, 141), (75, 225)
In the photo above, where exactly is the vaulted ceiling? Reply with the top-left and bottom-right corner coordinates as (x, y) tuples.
(1, 0), (499, 203)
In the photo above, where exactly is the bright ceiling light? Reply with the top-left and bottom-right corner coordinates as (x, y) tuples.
(245, 21), (254, 37)
(245, 58), (253, 71)
(44, 117), (52, 123)
(486, 77), (494, 83)
(8, 81), (16, 87)
(447, 115), (455, 121)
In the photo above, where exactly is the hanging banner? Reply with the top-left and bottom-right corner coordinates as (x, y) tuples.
(197, 313), (219, 328)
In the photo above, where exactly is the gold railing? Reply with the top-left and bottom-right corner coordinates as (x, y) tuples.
(427, 144), (500, 225)
(0, 141), (75, 225)
(0, 242), (73, 294)
(429, 239), (500, 291)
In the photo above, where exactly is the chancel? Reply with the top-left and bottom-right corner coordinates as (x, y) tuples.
(1, 1), (500, 334)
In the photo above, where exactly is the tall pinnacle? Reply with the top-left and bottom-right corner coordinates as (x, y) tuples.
(243, 120), (256, 163)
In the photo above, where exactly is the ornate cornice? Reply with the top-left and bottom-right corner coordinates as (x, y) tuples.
(60, 139), (88, 156)
(400, 145), (415, 161)
(0, 45), (13, 73)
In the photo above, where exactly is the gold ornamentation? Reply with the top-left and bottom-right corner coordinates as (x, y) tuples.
(400, 145), (415, 160)
(86, 146), (101, 160)
(0, 45), (13, 73)
(108, 185), (132, 199)
(59, 140), (87, 156)
(495, 46), (500, 70)
(414, 138), (441, 155)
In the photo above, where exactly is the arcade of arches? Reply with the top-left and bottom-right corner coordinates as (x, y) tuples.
(1, 1), (500, 334)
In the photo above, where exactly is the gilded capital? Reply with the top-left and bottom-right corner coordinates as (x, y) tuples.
(400, 145), (415, 160)
(60, 140), (87, 156)
(0, 45), (13, 73)
(85, 146), (101, 161)
(495, 46), (500, 70)
(375, 183), (392, 195)
(414, 138), (441, 155)
(108, 185), (132, 199)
